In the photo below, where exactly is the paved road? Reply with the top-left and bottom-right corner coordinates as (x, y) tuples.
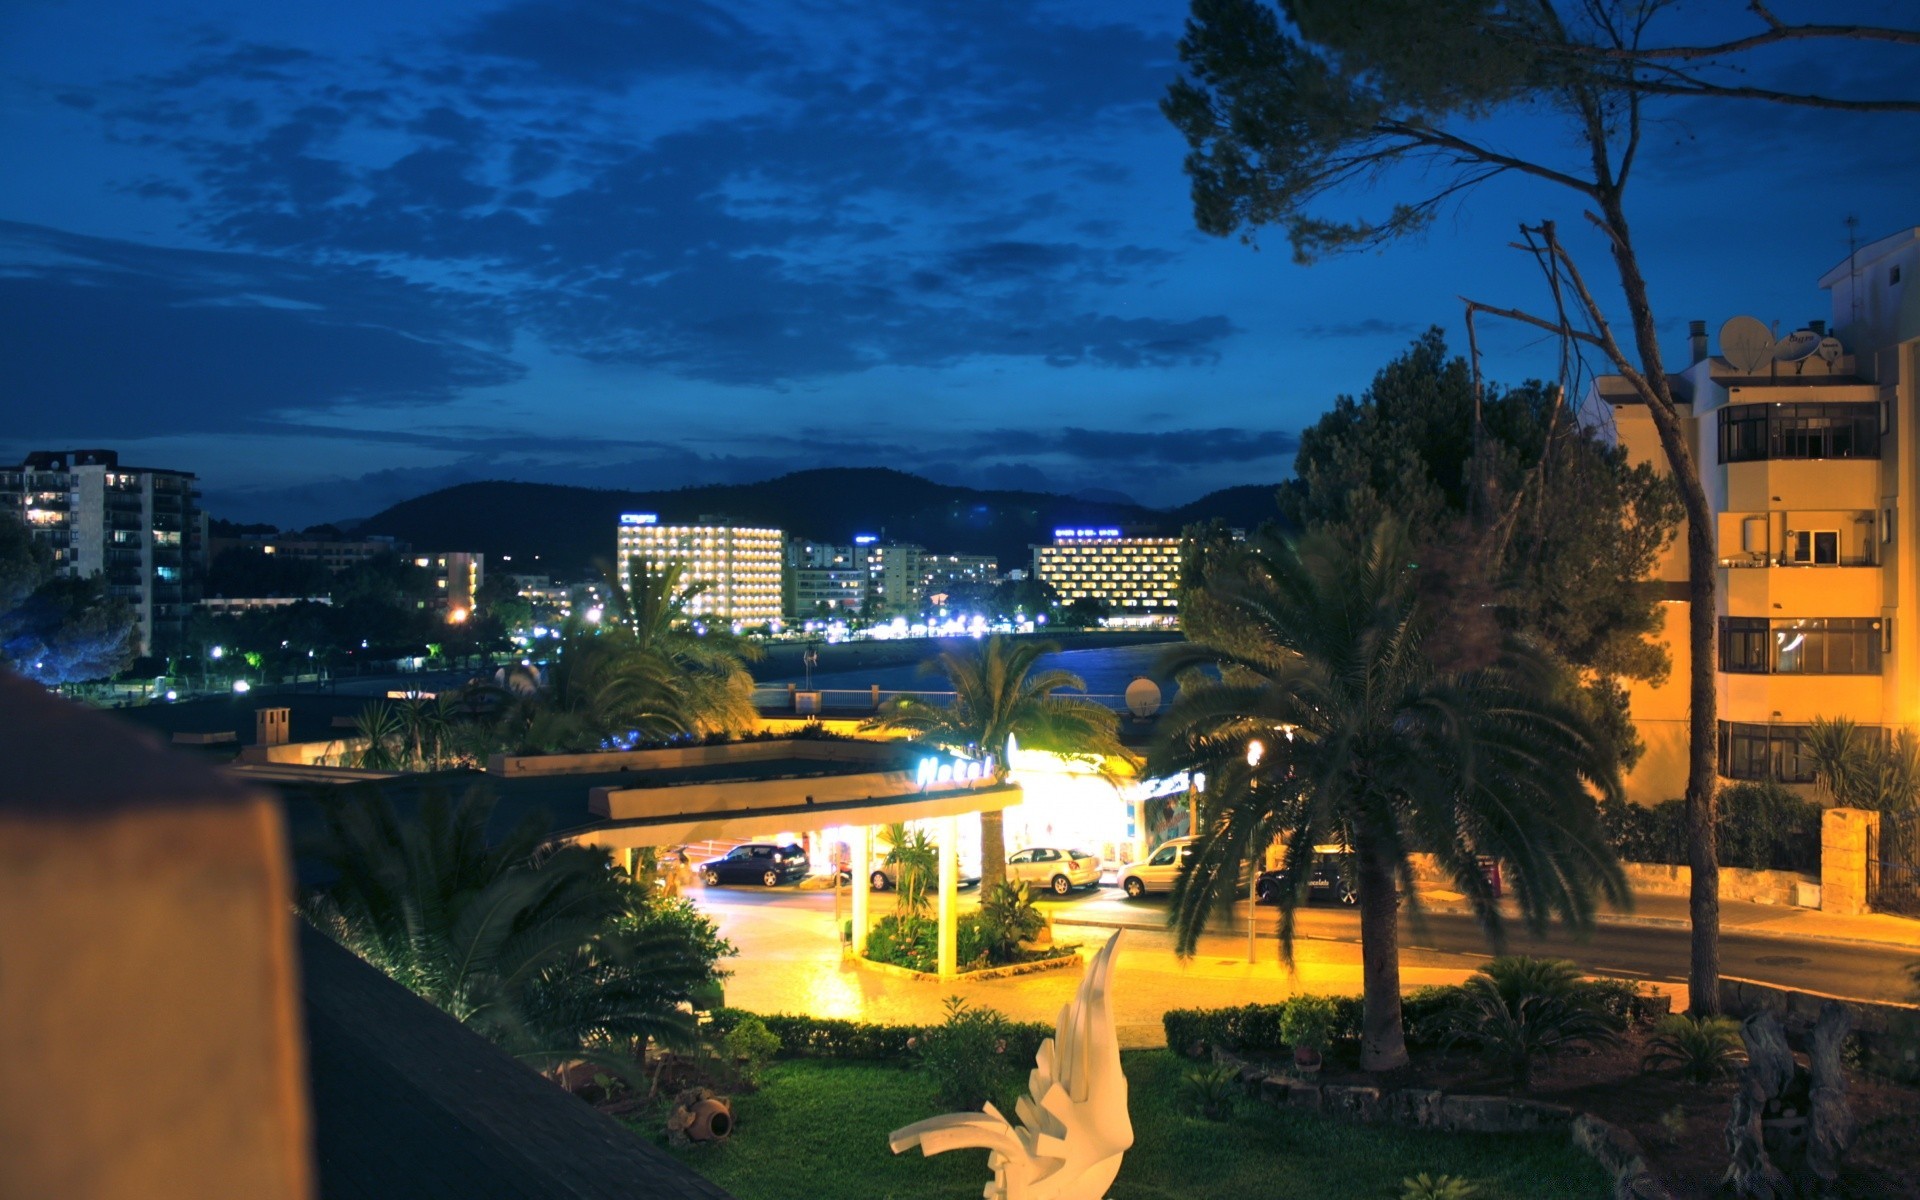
(692, 883), (1920, 1005)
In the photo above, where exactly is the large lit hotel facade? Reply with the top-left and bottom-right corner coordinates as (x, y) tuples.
(617, 514), (784, 627)
(1032, 527), (1181, 622)
(1602, 226), (1920, 803)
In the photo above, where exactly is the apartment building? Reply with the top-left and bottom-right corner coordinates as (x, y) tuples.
(1031, 527), (1181, 616)
(0, 449), (203, 655)
(1601, 226), (1920, 802)
(784, 540), (866, 619)
(617, 513), (784, 626)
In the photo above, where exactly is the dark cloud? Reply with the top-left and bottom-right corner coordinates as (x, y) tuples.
(0, 221), (522, 437)
(970, 426), (1297, 465)
(457, 0), (773, 85)
(1300, 317), (1419, 339)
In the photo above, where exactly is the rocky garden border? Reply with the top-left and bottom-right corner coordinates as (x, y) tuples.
(848, 946), (1083, 983)
(1210, 1045), (1673, 1200)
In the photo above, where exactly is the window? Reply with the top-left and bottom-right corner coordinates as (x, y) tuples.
(1893, 265), (1903, 285)
(1148, 844), (1180, 867)
(1719, 722), (1819, 783)
(1008, 850), (1033, 865)
(1788, 530), (1839, 565)
(1718, 402), (1879, 462)
(1719, 617), (1881, 674)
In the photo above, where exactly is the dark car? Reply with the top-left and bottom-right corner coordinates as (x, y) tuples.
(699, 843), (810, 888)
(1255, 849), (1358, 906)
(1255, 850), (1502, 906)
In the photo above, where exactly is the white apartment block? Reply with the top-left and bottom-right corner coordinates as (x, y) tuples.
(0, 449), (202, 655)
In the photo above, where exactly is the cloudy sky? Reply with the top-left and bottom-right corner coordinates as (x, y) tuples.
(3, 0), (1917, 526)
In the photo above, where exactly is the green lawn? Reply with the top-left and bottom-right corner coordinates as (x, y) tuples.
(656, 1051), (1612, 1200)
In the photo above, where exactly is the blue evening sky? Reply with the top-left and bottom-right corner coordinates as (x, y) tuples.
(3, 0), (1916, 526)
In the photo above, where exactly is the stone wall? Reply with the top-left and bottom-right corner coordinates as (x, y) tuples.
(1620, 862), (1817, 907)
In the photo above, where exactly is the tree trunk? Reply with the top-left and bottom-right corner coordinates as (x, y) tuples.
(978, 809), (1006, 892)
(1803, 1001), (1856, 1194)
(1356, 834), (1408, 1072)
(1594, 188), (1721, 1015)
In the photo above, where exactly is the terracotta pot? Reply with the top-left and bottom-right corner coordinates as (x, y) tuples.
(686, 1097), (734, 1142)
(1293, 1046), (1323, 1076)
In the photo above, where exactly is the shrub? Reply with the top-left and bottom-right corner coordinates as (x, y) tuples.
(1279, 994), (1339, 1054)
(1427, 965), (1624, 1089)
(704, 1008), (1051, 1064)
(1176, 1063), (1240, 1121)
(918, 997), (1017, 1111)
(1717, 782), (1821, 873)
(1478, 955), (1582, 1005)
(720, 1013), (781, 1086)
(1641, 1014), (1744, 1084)
(1600, 786), (1821, 872)
(1400, 1173), (1480, 1200)
(976, 880), (1047, 963)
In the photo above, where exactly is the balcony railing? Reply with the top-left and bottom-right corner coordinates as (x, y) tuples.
(1719, 553), (1878, 569)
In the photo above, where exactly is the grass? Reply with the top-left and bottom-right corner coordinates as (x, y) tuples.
(653, 1051), (1612, 1200)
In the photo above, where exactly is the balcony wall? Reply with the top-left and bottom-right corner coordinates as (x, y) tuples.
(1724, 459), (1879, 512)
(1721, 565), (1885, 616)
(1720, 673), (1886, 725)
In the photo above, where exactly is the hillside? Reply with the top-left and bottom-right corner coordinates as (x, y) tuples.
(354, 468), (1283, 577)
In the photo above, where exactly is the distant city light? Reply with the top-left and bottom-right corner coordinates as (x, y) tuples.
(232, 680), (251, 694)
(448, 607), (469, 624)
(164, 689), (177, 701)
(1053, 527), (1122, 539)
(619, 513), (660, 525)
(209, 645), (224, 660)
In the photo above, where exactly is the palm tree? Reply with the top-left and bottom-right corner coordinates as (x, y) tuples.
(864, 635), (1129, 890)
(304, 785), (730, 1070)
(600, 558), (761, 734)
(1153, 521), (1626, 1071)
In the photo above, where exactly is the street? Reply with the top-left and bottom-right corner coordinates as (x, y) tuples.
(692, 881), (1920, 1006)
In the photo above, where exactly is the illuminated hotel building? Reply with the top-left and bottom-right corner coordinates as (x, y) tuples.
(1032, 528), (1181, 614)
(0, 448), (202, 655)
(1600, 225), (1920, 803)
(617, 514), (784, 626)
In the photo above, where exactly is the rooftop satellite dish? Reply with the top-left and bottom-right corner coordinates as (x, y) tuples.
(1817, 336), (1844, 365)
(1124, 677), (1162, 719)
(1720, 316), (1775, 373)
(1774, 329), (1821, 363)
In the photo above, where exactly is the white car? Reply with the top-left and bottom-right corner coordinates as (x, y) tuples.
(1006, 847), (1103, 895)
(1118, 837), (1194, 898)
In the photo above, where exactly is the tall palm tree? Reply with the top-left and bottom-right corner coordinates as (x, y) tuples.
(304, 785), (730, 1069)
(864, 635), (1129, 890)
(1153, 521), (1626, 1071)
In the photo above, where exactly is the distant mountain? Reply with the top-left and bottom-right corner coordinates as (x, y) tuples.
(354, 468), (1284, 577)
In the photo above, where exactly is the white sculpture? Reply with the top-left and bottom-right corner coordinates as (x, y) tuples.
(890, 932), (1131, 1200)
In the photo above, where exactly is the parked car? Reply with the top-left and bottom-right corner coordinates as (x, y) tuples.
(840, 859), (981, 891)
(699, 843), (810, 888)
(1254, 850), (1502, 905)
(1007, 846), (1103, 895)
(1118, 836), (1194, 899)
(1254, 847), (1357, 906)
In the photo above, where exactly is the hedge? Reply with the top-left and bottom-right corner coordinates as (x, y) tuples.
(705, 1007), (1054, 1064)
(1163, 979), (1658, 1059)
(1598, 783), (1820, 873)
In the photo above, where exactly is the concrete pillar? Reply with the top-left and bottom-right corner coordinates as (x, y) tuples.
(849, 827), (870, 959)
(1821, 807), (1881, 916)
(937, 815), (959, 978)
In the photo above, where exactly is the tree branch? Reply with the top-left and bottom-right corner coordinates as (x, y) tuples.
(1378, 120), (1601, 196)
(1624, 76), (1920, 112)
